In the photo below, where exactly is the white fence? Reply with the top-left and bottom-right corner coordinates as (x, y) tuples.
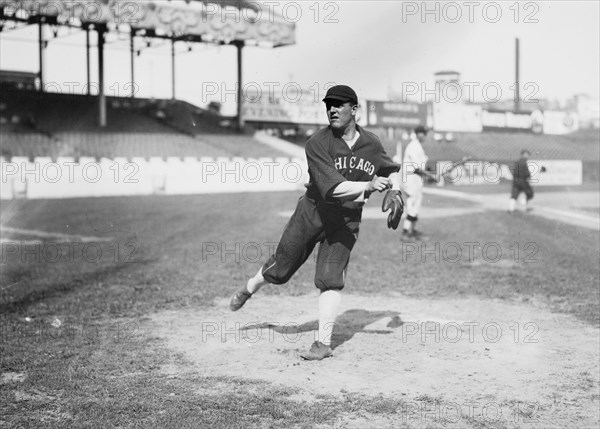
(0, 156), (309, 199)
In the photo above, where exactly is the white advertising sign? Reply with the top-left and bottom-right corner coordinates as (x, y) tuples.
(433, 103), (482, 132)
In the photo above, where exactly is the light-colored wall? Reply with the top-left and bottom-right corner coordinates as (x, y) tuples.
(0, 156), (309, 200)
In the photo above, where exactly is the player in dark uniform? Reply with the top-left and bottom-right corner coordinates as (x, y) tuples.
(508, 149), (534, 213)
(229, 85), (403, 360)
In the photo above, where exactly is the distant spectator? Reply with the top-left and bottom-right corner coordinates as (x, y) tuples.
(207, 101), (222, 115)
(26, 112), (36, 129)
(508, 149), (534, 213)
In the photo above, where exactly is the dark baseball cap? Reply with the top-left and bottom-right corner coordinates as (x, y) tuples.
(322, 85), (358, 104)
(414, 125), (428, 134)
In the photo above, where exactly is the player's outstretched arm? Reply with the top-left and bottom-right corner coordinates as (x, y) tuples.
(330, 176), (390, 202)
(330, 181), (369, 201)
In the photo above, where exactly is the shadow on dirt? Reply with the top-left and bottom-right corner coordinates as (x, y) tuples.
(241, 309), (404, 350)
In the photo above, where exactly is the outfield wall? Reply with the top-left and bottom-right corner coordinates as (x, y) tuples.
(0, 156), (309, 200)
(1, 156), (592, 200)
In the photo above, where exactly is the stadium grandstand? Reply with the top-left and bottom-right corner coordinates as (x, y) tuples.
(0, 88), (295, 160)
(0, 0), (297, 164)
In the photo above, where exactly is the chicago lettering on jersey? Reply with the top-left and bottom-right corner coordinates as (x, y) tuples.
(334, 156), (375, 175)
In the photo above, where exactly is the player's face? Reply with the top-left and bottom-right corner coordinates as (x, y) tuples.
(326, 100), (357, 130)
(416, 132), (427, 143)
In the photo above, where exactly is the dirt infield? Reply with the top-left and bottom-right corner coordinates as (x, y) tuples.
(151, 293), (600, 428)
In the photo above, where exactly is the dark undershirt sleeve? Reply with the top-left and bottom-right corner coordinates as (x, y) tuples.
(376, 148), (402, 177)
(522, 160), (531, 180)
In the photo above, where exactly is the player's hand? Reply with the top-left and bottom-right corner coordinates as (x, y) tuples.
(366, 176), (391, 193)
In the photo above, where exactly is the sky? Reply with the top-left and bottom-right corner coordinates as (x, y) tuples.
(1, 1), (599, 115)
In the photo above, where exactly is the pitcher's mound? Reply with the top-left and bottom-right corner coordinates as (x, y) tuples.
(151, 293), (599, 427)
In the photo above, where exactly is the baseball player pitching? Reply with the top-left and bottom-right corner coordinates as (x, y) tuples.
(229, 85), (404, 361)
(400, 125), (433, 238)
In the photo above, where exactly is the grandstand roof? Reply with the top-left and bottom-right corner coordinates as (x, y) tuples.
(0, 0), (295, 46)
(0, 0), (296, 129)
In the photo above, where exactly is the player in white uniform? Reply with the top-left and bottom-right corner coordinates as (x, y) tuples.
(401, 126), (429, 237)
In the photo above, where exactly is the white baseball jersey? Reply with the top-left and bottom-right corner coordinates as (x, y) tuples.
(402, 138), (428, 194)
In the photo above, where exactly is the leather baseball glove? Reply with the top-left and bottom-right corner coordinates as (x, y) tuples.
(382, 189), (404, 230)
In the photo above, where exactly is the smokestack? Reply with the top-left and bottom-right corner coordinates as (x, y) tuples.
(515, 38), (520, 112)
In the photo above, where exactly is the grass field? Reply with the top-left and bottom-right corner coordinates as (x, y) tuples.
(1, 188), (599, 428)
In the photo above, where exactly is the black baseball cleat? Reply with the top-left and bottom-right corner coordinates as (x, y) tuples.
(402, 229), (425, 240)
(412, 229), (424, 239)
(401, 229), (415, 242)
(300, 341), (333, 361)
(229, 289), (252, 311)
